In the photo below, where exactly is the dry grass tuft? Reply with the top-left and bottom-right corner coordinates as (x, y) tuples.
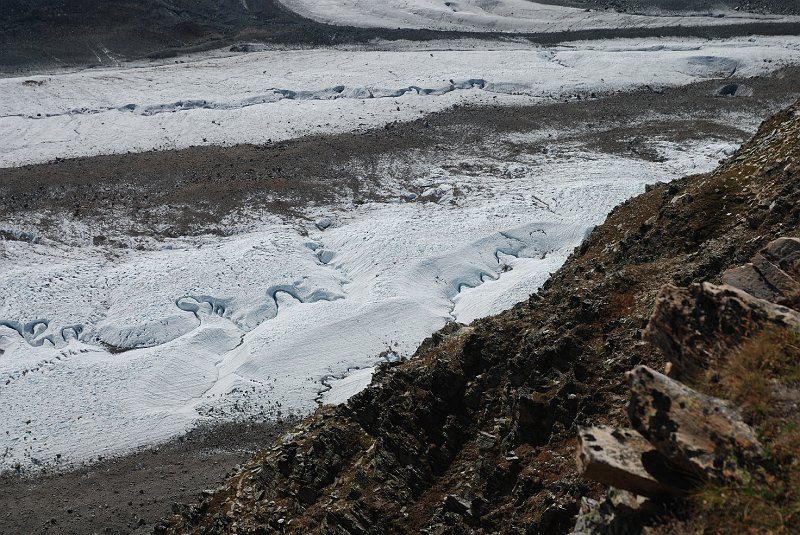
(680, 328), (800, 534)
(715, 328), (800, 420)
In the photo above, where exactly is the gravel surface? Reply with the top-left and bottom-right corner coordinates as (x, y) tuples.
(0, 420), (290, 535)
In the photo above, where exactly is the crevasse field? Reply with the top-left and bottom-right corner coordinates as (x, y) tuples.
(4, 37), (800, 168)
(2, 3), (800, 471)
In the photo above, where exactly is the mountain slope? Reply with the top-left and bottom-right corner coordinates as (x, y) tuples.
(164, 99), (800, 534)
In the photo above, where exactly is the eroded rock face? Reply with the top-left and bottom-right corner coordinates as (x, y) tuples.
(648, 236), (800, 380)
(574, 238), (800, 532)
(626, 365), (761, 482)
(644, 282), (800, 379)
(576, 365), (762, 500)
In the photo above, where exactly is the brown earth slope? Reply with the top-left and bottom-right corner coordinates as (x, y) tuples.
(164, 98), (800, 534)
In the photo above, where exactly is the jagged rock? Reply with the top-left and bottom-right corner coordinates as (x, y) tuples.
(644, 282), (800, 379)
(723, 263), (783, 303)
(627, 365), (762, 482)
(314, 217), (332, 230)
(442, 494), (482, 525)
(570, 489), (649, 535)
(475, 431), (498, 451)
(576, 426), (690, 499)
(164, 99), (800, 535)
(723, 237), (800, 308)
(761, 237), (800, 276)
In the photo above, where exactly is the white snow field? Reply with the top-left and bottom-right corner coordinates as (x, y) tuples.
(275, 0), (798, 33)
(2, 34), (800, 470)
(0, 136), (740, 470)
(2, 36), (800, 168)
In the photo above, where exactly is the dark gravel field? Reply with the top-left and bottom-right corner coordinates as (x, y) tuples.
(0, 421), (289, 535)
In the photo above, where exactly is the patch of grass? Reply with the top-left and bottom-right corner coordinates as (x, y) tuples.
(684, 328), (800, 534)
(689, 483), (787, 534)
(712, 328), (800, 421)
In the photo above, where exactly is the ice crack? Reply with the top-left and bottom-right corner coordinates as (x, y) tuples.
(8, 79), (534, 120)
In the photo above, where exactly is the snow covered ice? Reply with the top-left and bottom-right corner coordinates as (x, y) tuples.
(276, 0), (798, 32)
(0, 134), (744, 470)
(3, 31), (800, 470)
(3, 36), (800, 167)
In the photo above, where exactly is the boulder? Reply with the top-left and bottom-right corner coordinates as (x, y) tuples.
(576, 426), (691, 499)
(644, 282), (800, 379)
(314, 217), (332, 231)
(627, 365), (762, 482)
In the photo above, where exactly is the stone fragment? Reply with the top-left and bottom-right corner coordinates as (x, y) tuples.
(315, 217), (332, 230)
(577, 426), (691, 499)
(723, 237), (800, 308)
(644, 282), (800, 379)
(761, 236), (800, 277)
(475, 431), (498, 451)
(752, 252), (800, 301)
(722, 263), (782, 303)
(627, 365), (762, 482)
(442, 494), (472, 517)
(570, 489), (648, 535)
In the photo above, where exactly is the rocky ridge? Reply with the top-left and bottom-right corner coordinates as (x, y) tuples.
(575, 236), (800, 533)
(163, 98), (800, 534)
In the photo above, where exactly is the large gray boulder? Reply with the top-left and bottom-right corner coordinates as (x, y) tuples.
(627, 365), (762, 483)
(644, 282), (800, 379)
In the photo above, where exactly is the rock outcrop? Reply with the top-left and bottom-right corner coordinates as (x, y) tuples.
(627, 365), (761, 481)
(576, 364), (762, 500)
(644, 282), (800, 379)
(576, 426), (691, 499)
(722, 236), (800, 306)
(164, 99), (800, 535)
(576, 234), (800, 533)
